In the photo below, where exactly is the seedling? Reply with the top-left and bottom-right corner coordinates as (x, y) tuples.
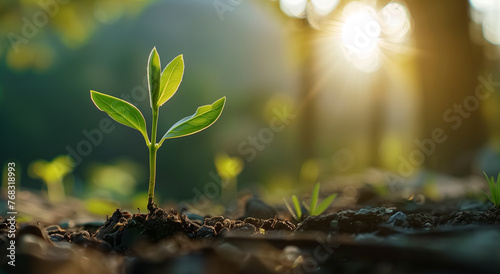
(90, 48), (225, 212)
(283, 195), (303, 221)
(29, 155), (74, 203)
(482, 172), (500, 207)
(284, 183), (337, 221)
(214, 153), (243, 203)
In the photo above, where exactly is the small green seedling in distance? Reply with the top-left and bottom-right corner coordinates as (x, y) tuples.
(90, 48), (226, 212)
(284, 183), (337, 222)
(482, 172), (500, 207)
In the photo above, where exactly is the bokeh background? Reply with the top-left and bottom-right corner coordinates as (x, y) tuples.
(1, 0), (500, 216)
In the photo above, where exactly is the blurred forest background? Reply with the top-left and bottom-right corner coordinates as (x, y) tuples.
(1, 0), (500, 213)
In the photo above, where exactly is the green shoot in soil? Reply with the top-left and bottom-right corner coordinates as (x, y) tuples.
(284, 183), (337, 221)
(90, 48), (225, 212)
(482, 172), (500, 207)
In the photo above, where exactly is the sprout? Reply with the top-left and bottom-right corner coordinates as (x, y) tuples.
(90, 48), (226, 212)
(284, 183), (337, 222)
(482, 172), (500, 207)
(29, 155), (74, 203)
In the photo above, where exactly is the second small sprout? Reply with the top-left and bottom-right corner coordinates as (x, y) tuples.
(284, 183), (337, 222)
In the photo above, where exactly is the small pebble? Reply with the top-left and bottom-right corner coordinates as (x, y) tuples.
(330, 220), (339, 231)
(244, 198), (277, 219)
(18, 234), (47, 255)
(196, 225), (215, 238)
(387, 212), (407, 227)
(280, 246), (301, 268)
(356, 208), (370, 215)
(185, 213), (204, 225)
(49, 234), (65, 242)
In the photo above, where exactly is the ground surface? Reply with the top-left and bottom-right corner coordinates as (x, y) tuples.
(2, 194), (500, 274)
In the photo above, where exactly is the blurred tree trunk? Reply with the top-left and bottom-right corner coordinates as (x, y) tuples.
(407, 0), (486, 176)
(368, 70), (388, 168)
(298, 24), (316, 162)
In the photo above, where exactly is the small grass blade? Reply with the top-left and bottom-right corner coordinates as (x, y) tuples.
(309, 183), (320, 215)
(292, 195), (302, 220)
(483, 172), (500, 207)
(313, 193), (337, 215)
(496, 173), (500, 206)
(481, 189), (494, 204)
(283, 198), (298, 221)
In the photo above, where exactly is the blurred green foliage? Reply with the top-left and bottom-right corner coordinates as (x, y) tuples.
(28, 155), (73, 202)
(483, 172), (500, 207)
(0, 0), (153, 71)
(1, 1), (296, 203)
(1, 0), (500, 208)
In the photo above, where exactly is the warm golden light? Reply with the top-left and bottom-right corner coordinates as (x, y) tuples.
(279, 0), (308, 18)
(469, 0), (500, 45)
(341, 5), (380, 53)
(469, 0), (495, 12)
(215, 153), (244, 181)
(311, 0), (340, 16)
(379, 2), (411, 42)
(482, 11), (500, 45)
(340, 2), (381, 72)
(337, 1), (411, 72)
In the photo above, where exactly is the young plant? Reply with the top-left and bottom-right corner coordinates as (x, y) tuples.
(482, 172), (500, 207)
(214, 153), (244, 203)
(283, 195), (303, 221)
(309, 183), (337, 216)
(284, 183), (337, 221)
(28, 155), (74, 203)
(90, 48), (226, 212)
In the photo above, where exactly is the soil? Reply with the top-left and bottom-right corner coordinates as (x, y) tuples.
(2, 198), (500, 274)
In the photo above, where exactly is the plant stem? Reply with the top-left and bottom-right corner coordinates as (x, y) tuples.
(148, 108), (159, 212)
(47, 180), (65, 203)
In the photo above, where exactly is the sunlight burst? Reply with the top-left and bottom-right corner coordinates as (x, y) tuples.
(338, 1), (411, 72)
(340, 3), (381, 72)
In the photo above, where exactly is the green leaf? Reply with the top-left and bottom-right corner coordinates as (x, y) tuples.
(157, 55), (184, 107)
(310, 183), (320, 215)
(292, 195), (302, 220)
(483, 172), (500, 207)
(313, 193), (337, 216)
(496, 173), (500, 206)
(482, 189), (494, 204)
(148, 47), (161, 108)
(482, 172), (494, 204)
(283, 198), (298, 221)
(90, 90), (148, 144)
(160, 96), (226, 142)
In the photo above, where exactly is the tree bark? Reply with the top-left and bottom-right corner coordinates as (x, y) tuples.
(407, 0), (486, 176)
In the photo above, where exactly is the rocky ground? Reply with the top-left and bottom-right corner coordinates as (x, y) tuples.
(2, 196), (500, 274)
